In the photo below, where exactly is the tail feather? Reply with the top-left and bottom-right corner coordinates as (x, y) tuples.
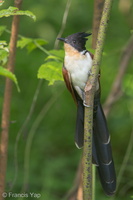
(75, 100), (84, 148)
(94, 103), (109, 143)
(75, 99), (116, 195)
(98, 162), (116, 195)
(93, 103), (116, 195)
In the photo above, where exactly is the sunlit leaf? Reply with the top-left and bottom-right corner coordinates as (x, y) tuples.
(17, 37), (32, 49)
(0, 40), (7, 46)
(17, 37), (48, 53)
(45, 55), (63, 62)
(0, 40), (9, 52)
(0, 49), (9, 65)
(48, 49), (64, 60)
(37, 61), (63, 85)
(34, 38), (48, 46)
(27, 38), (48, 53)
(45, 49), (64, 62)
(0, 6), (36, 21)
(0, 66), (20, 92)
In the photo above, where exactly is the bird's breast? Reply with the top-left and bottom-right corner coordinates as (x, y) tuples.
(64, 52), (93, 90)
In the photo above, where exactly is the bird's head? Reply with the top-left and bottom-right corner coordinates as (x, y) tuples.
(58, 32), (91, 52)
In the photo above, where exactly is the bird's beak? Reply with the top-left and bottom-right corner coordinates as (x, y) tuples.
(57, 37), (66, 42)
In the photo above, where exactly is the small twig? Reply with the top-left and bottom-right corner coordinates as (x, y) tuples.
(103, 34), (133, 117)
(117, 129), (133, 191)
(0, 0), (23, 199)
(54, 0), (72, 49)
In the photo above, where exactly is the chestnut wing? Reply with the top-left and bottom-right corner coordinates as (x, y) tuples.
(62, 66), (78, 104)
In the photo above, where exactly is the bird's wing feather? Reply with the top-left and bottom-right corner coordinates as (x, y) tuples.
(62, 65), (85, 149)
(62, 66), (78, 104)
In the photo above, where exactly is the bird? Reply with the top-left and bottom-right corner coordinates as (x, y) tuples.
(57, 32), (116, 195)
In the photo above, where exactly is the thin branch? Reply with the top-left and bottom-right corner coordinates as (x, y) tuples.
(21, 92), (62, 192)
(83, 0), (113, 199)
(10, 80), (43, 191)
(103, 34), (133, 117)
(117, 129), (133, 192)
(0, 0), (23, 198)
(54, 0), (72, 49)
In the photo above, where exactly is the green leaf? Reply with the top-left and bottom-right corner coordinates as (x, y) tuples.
(17, 37), (48, 53)
(45, 49), (64, 62)
(0, 40), (9, 53)
(45, 55), (63, 62)
(0, 25), (6, 36)
(34, 38), (48, 46)
(37, 61), (63, 85)
(0, 40), (7, 46)
(0, 6), (36, 21)
(27, 38), (48, 53)
(0, 66), (20, 92)
(0, 49), (9, 65)
(17, 37), (32, 49)
(48, 49), (64, 59)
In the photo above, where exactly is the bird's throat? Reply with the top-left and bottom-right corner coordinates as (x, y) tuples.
(64, 43), (82, 58)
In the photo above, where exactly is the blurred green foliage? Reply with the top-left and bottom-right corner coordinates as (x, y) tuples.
(0, 6), (36, 20)
(0, 0), (133, 200)
(0, 2), (36, 91)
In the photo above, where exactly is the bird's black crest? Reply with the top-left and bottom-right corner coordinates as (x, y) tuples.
(58, 32), (92, 51)
(66, 32), (91, 41)
(66, 32), (91, 51)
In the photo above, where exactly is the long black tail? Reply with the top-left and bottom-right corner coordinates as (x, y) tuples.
(93, 103), (116, 195)
(75, 100), (116, 195)
(75, 100), (84, 148)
